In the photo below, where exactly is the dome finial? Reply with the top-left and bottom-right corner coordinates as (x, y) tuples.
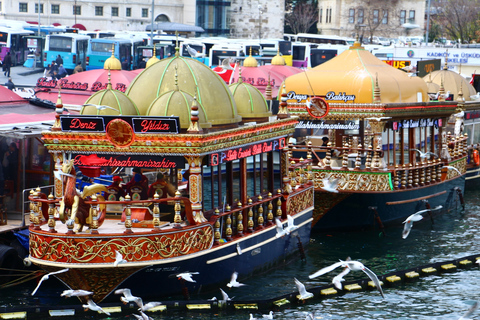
(174, 65), (179, 91)
(277, 84), (290, 119)
(146, 45), (160, 67)
(438, 75), (446, 101)
(443, 49), (448, 70)
(457, 81), (465, 102)
(175, 31), (180, 57)
(238, 67), (243, 83)
(373, 72), (381, 103)
(107, 68), (112, 90)
(188, 95), (203, 133)
(52, 86), (63, 130)
(265, 73), (272, 100)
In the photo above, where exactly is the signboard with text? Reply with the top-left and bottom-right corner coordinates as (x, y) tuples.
(60, 115), (180, 134)
(417, 59), (441, 77)
(73, 154), (184, 169)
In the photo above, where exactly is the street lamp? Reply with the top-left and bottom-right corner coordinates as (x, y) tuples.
(258, 5), (262, 43)
(425, 0), (431, 45)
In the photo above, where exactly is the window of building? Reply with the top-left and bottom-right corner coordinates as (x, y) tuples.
(409, 10), (415, 23)
(111, 7), (118, 17)
(319, 8), (322, 23)
(400, 10), (406, 24)
(382, 10), (388, 24)
(126, 7), (131, 17)
(358, 9), (364, 24)
(35, 3), (43, 13)
(142, 8), (148, 18)
(73, 5), (81, 15)
(349, 9), (355, 24)
(327, 8), (332, 23)
(51, 4), (59, 14)
(373, 9), (379, 24)
(95, 6), (103, 16)
(19, 2), (27, 12)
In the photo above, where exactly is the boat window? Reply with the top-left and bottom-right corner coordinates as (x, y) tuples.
(464, 123), (473, 145)
(474, 123), (480, 146)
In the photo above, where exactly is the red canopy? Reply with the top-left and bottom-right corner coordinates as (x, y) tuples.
(52, 23), (62, 26)
(72, 24), (86, 31)
(0, 86), (24, 103)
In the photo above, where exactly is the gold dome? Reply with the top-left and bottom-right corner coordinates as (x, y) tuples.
(271, 52), (286, 66)
(422, 66), (476, 101)
(229, 78), (272, 122)
(146, 46), (160, 68)
(243, 55), (258, 68)
(126, 54), (241, 126)
(82, 84), (140, 116)
(147, 89), (212, 129)
(103, 45), (122, 71)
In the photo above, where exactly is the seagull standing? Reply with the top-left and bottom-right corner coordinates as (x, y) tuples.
(221, 58), (234, 70)
(186, 44), (205, 58)
(275, 218), (287, 238)
(262, 311), (274, 319)
(402, 205), (443, 239)
(227, 271), (246, 288)
(294, 278), (314, 300)
(309, 259), (385, 298)
(249, 314), (258, 320)
(31, 268), (69, 296)
(61, 289), (93, 298)
(410, 148), (438, 159)
(284, 215), (299, 235)
(470, 92), (480, 101)
(176, 271), (199, 283)
(114, 250), (127, 267)
(114, 288), (143, 307)
(82, 298), (111, 315)
(321, 177), (340, 193)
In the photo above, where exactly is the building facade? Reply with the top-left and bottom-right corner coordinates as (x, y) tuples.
(317, 0), (425, 39)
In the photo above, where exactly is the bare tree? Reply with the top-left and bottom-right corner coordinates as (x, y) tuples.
(432, 0), (480, 43)
(285, 1), (319, 34)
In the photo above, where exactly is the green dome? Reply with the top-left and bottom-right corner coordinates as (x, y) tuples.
(229, 80), (271, 122)
(82, 86), (140, 116)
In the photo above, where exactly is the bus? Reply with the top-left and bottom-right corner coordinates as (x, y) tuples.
(0, 27), (34, 65)
(87, 38), (132, 70)
(24, 25), (66, 37)
(79, 30), (116, 39)
(135, 43), (175, 67)
(43, 33), (90, 72)
(259, 39), (293, 65)
(208, 44), (245, 68)
(292, 33), (351, 45)
(292, 42), (347, 68)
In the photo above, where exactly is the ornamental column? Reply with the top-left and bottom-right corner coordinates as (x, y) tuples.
(185, 156), (207, 224)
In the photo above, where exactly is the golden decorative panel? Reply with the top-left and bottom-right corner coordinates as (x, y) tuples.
(311, 170), (392, 192)
(286, 186), (314, 215)
(30, 225), (213, 263)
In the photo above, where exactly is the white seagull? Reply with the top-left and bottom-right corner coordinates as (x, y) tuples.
(429, 90), (451, 100)
(402, 205), (443, 239)
(114, 288), (143, 307)
(366, 117), (392, 122)
(227, 271), (246, 288)
(221, 58), (235, 70)
(262, 311), (274, 319)
(304, 312), (316, 320)
(445, 166), (462, 175)
(332, 266), (351, 290)
(114, 250), (127, 267)
(61, 289), (93, 298)
(82, 298), (111, 315)
(176, 271), (199, 283)
(186, 44), (205, 58)
(219, 288), (233, 302)
(321, 177), (340, 193)
(31, 268), (69, 296)
(284, 215), (299, 235)
(138, 301), (163, 312)
(309, 259), (385, 298)
(470, 92), (480, 101)
(275, 218), (287, 238)
(411, 148), (438, 159)
(294, 278), (314, 300)
(83, 103), (118, 113)
(249, 314), (258, 320)
(458, 300), (479, 320)
(132, 311), (154, 320)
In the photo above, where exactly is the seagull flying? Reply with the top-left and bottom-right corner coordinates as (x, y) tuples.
(83, 298), (111, 315)
(309, 259), (385, 298)
(411, 148), (438, 159)
(114, 250), (127, 267)
(138, 301), (163, 312)
(132, 311), (154, 320)
(275, 218), (287, 238)
(31, 268), (69, 296)
(294, 278), (314, 300)
(186, 44), (205, 58)
(445, 166), (461, 175)
(366, 117), (392, 122)
(83, 103), (118, 113)
(332, 266), (351, 290)
(227, 271), (246, 288)
(321, 177), (340, 193)
(219, 288), (233, 302)
(284, 215), (299, 235)
(176, 272), (199, 283)
(61, 289), (93, 298)
(402, 205), (443, 239)
(458, 300), (479, 320)
(114, 288), (143, 307)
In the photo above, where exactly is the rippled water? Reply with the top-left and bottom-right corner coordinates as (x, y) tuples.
(2, 186), (479, 319)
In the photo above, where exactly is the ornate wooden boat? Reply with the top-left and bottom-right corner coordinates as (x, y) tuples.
(281, 41), (466, 232)
(461, 101), (480, 186)
(26, 47), (314, 303)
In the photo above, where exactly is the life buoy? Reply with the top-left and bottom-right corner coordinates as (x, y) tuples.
(473, 149), (480, 166)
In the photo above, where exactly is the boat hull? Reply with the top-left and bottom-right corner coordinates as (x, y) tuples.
(312, 176), (465, 232)
(465, 165), (480, 187)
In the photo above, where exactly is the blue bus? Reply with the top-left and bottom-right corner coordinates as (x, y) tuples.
(87, 37), (143, 70)
(43, 33), (89, 72)
(24, 25), (66, 37)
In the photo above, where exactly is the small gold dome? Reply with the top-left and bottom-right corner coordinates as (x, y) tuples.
(126, 55), (241, 126)
(103, 45), (122, 71)
(271, 53), (285, 66)
(82, 88), (139, 116)
(229, 80), (271, 122)
(147, 90), (212, 129)
(146, 56), (160, 68)
(243, 55), (258, 68)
